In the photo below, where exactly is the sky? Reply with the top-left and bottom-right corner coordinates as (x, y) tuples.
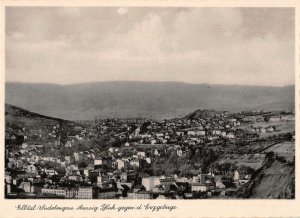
(5, 7), (295, 86)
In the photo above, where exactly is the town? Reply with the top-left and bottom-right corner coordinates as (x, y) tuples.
(5, 105), (295, 199)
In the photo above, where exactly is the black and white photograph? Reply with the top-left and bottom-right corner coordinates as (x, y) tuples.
(4, 6), (296, 202)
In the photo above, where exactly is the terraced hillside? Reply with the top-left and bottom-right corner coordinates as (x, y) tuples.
(236, 156), (295, 199)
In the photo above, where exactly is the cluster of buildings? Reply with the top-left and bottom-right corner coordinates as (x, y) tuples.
(5, 163), (252, 199)
(5, 109), (294, 199)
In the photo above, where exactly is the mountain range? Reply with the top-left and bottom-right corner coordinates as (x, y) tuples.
(5, 81), (294, 120)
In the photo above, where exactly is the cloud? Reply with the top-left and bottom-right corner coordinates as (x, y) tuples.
(5, 7), (294, 86)
(171, 8), (243, 51)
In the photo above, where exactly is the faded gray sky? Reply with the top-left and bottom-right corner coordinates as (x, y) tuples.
(5, 7), (295, 86)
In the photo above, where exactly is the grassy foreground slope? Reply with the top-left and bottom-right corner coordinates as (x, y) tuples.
(236, 155), (295, 199)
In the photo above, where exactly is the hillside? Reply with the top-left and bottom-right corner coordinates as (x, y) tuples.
(5, 104), (65, 121)
(5, 104), (75, 146)
(236, 157), (295, 199)
(5, 82), (295, 120)
(185, 109), (224, 120)
(5, 104), (69, 131)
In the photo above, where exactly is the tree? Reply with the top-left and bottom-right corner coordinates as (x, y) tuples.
(179, 164), (193, 176)
(266, 151), (275, 160)
(264, 116), (270, 122)
(56, 166), (66, 176)
(78, 161), (88, 169)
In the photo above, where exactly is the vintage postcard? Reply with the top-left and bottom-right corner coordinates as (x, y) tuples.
(0, 0), (299, 217)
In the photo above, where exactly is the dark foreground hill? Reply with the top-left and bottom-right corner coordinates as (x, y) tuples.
(5, 81), (294, 120)
(185, 109), (225, 120)
(236, 157), (295, 199)
(5, 104), (69, 132)
(5, 104), (74, 146)
(5, 104), (65, 122)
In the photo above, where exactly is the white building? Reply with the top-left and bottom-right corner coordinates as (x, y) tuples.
(215, 181), (226, 189)
(42, 188), (66, 197)
(137, 151), (146, 157)
(19, 181), (34, 193)
(74, 153), (80, 162)
(142, 176), (162, 191)
(233, 170), (240, 181)
(227, 132), (235, 139)
(78, 187), (93, 199)
(66, 189), (78, 199)
(191, 183), (214, 192)
(94, 158), (102, 166)
(127, 191), (152, 199)
(116, 159), (125, 170)
(270, 116), (281, 122)
(130, 159), (140, 167)
(65, 156), (71, 163)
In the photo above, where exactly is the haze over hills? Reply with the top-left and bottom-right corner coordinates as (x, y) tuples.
(5, 81), (294, 120)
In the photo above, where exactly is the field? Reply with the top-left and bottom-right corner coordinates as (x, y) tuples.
(241, 119), (295, 138)
(264, 141), (295, 162)
(216, 153), (266, 170)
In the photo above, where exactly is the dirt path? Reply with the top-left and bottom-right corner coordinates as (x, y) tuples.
(256, 140), (284, 153)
